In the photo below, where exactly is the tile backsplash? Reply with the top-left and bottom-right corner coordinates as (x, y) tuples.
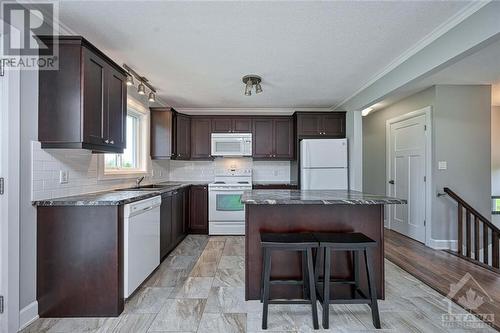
(32, 141), (292, 200)
(31, 141), (169, 201)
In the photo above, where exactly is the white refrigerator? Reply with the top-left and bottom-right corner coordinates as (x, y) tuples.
(300, 139), (348, 190)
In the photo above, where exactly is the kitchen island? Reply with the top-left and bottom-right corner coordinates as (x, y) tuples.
(241, 190), (406, 301)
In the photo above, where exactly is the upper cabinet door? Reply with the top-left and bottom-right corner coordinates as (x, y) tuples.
(252, 118), (274, 158)
(106, 67), (126, 149)
(82, 47), (106, 146)
(273, 118), (294, 159)
(211, 118), (232, 133)
(191, 118), (212, 159)
(232, 118), (252, 133)
(321, 114), (345, 137)
(297, 114), (321, 136)
(150, 108), (173, 159)
(176, 115), (191, 160)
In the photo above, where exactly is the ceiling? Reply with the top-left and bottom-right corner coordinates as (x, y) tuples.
(58, 0), (473, 110)
(367, 37), (500, 111)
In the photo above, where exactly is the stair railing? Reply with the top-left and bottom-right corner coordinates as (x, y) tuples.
(444, 187), (500, 271)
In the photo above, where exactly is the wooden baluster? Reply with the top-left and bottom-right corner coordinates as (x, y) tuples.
(474, 216), (479, 260)
(458, 204), (463, 255)
(483, 224), (489, 265)
(465, 211), (471, 258)
(493, 231), (499, 269)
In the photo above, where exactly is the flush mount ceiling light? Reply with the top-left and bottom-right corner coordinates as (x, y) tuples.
(123, 63), (157, 104)
(242, 75), (263, 96)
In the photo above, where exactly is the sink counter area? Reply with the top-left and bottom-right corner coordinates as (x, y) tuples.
(243, 189), (406, 301)
(32, 181), (209, 206)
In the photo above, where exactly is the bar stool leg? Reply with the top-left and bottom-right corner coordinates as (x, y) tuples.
(306, 248), (319, 329)
(364, 248), (381, 329)
(262, 248), (272, 330)
(260, 248), (266, 303)
(353, 250), (360, 298)
(322, 248), (331, 329)
(314, 247), (322, 296)
(302, 251), (309, 299)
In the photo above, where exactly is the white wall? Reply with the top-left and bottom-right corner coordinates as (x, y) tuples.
(492, 106), (500, 195)
(363, 85), (491, 243)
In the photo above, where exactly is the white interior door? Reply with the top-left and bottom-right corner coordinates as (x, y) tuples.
(388, 114), (427, 243)
(0, 22), (21, 333)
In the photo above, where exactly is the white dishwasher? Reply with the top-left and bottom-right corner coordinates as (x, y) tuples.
(123, 195), (161, 298)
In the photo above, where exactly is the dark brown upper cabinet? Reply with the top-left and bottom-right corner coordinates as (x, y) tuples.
(296, 112), (346, 138)
(253, 117), (294, 160)
(173, 113), (191, 160)
(190, 117), (212, 160)
(38, 36), (127, 153)
(150, 107), (174, 159)
(211, 117), (252, 133)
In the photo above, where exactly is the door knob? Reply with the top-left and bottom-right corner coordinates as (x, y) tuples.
(388, 180), (395, 185)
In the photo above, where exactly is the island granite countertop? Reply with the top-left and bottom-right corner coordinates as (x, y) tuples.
(241, 189), (406, 205)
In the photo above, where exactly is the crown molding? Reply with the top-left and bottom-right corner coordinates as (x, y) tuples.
(332, 0), (491, 111)
(175, 107), (333, 115)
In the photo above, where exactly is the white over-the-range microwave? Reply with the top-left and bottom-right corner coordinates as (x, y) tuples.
(211, 133), (252, 157)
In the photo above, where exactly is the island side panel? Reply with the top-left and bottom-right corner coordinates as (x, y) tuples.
(37, 205), (124, 317)
(245, 204), (384, 300)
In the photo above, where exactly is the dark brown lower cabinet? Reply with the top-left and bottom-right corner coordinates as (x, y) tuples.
(172, 187), (189, 247)
(160, 191), (174, 259)
(160, 188), (189, 260)
(37, 205), (124, 317)
(189, 185), (208, 234)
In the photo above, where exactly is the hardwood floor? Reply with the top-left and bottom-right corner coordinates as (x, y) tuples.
(385, 228), (500, 330)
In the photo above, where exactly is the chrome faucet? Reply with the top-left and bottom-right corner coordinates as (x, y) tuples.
(135, 176), (145, 188)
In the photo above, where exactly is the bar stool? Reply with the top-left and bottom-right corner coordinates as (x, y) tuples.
(313, 232), (381, 329)
(260, 232), (319, 330)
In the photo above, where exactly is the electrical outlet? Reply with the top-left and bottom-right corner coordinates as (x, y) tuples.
(438, 161), (447, 170)
(273, 170), (279, 177)
(59, 170), (69, 184)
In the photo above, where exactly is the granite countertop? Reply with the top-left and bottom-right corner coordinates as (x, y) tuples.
(240, 189), (406, 205)
(32, 181), (204, 207)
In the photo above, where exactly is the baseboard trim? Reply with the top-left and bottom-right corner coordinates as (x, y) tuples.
(19, 301), (38, 331)
(428, 238), (458, 251)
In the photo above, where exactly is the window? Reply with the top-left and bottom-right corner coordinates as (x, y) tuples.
(105, 113), (140, 170)
(101, 100), (148, 177)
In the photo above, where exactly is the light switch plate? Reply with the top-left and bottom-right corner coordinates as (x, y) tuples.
(59, 170), (69, 184)
(438, 161), (447, 170)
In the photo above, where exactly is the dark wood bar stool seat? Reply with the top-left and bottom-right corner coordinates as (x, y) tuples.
(313, 232), (381, 329)
(260, 232), (319, 330)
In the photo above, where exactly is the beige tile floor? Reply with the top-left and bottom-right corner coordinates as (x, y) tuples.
(21, 235), (496, 332)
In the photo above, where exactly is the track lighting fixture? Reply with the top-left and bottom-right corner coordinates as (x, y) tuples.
(123, 63), (158, 104)
(137, 82), (146, 95)
(126, 75), (134, 86)
(148, 91), (156, 102)
(242, 75), (263, 96)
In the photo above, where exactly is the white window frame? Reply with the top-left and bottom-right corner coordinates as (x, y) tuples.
(98, 98), (150, 180)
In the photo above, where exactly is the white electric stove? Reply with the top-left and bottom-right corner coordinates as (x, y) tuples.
(208, 168), (252, 235)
